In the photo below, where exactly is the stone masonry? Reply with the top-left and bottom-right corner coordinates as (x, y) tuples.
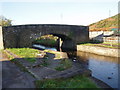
(2, 24), (89, 49)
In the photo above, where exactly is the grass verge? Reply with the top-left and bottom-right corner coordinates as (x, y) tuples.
(33, 35), (58, 47)
(55, 58), (72, 71)
(35, 75), (98, 88)
(79, 42), (119, 49)
(34, 39), (57, 46)
(41, 58), (49, 67)
(6, 48), (40, 62)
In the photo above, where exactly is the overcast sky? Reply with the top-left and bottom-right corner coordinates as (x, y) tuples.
(0, 0), (119, 26)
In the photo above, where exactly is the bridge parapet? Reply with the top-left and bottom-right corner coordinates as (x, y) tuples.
(2, 24), (89, 49)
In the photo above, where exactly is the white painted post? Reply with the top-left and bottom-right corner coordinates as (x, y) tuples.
(0, 26), (4, 49)
(0, 26), (3, 90)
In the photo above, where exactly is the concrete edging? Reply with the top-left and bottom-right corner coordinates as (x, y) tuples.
(77, 45), (119, 57)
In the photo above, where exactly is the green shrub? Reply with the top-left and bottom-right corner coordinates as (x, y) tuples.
(33, 35), (58, 46)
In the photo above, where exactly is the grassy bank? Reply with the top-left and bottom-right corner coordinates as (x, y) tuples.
(55, 58), (72, 71)
(33, 35), (58, 47)
(35, 75), (98, 88)
(34, 39), (57, 46)
(6, 48), (40, 62)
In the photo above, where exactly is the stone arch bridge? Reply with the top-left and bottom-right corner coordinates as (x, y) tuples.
(1, 24), (89, 50)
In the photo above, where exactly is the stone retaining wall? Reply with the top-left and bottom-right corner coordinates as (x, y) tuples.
(77, 45), (119, 57)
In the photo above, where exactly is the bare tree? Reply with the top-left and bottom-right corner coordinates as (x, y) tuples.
(0, 16), (12, 26)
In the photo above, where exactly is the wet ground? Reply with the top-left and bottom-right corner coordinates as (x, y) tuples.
(2, 61), (36, 88)
(0, 51), (36, 88)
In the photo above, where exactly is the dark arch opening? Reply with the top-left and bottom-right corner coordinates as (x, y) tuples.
(32, 34), (59, 48)
(32, 34), (76, 51)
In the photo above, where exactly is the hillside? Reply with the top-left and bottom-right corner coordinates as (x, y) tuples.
(89, 14), (119, 31)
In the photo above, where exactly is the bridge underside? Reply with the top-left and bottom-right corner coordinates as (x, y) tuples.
(2, 24), (89, 50)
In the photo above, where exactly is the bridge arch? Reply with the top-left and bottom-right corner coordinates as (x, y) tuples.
(2, 24), (89, 50)
(31, 33), (76, 51)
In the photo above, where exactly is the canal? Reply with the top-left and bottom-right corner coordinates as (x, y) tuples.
(33, 44), (120, 89)
(76, 51), (120, 89)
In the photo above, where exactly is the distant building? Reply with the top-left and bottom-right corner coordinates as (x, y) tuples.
(111, 28), (119, 36)
(110, 28), (118, 31)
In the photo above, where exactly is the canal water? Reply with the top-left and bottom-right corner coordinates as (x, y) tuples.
(35, 44), (120, 89)
(76, 51), (120, 89)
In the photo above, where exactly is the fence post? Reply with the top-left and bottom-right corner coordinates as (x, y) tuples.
(0, 26), (4, 49)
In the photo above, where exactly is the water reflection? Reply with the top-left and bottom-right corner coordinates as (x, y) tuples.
(118, 64), (120, 90)
(77, 51), (119, 64)
(33, 44), (57, 51)
(77, 51), (120, 89)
